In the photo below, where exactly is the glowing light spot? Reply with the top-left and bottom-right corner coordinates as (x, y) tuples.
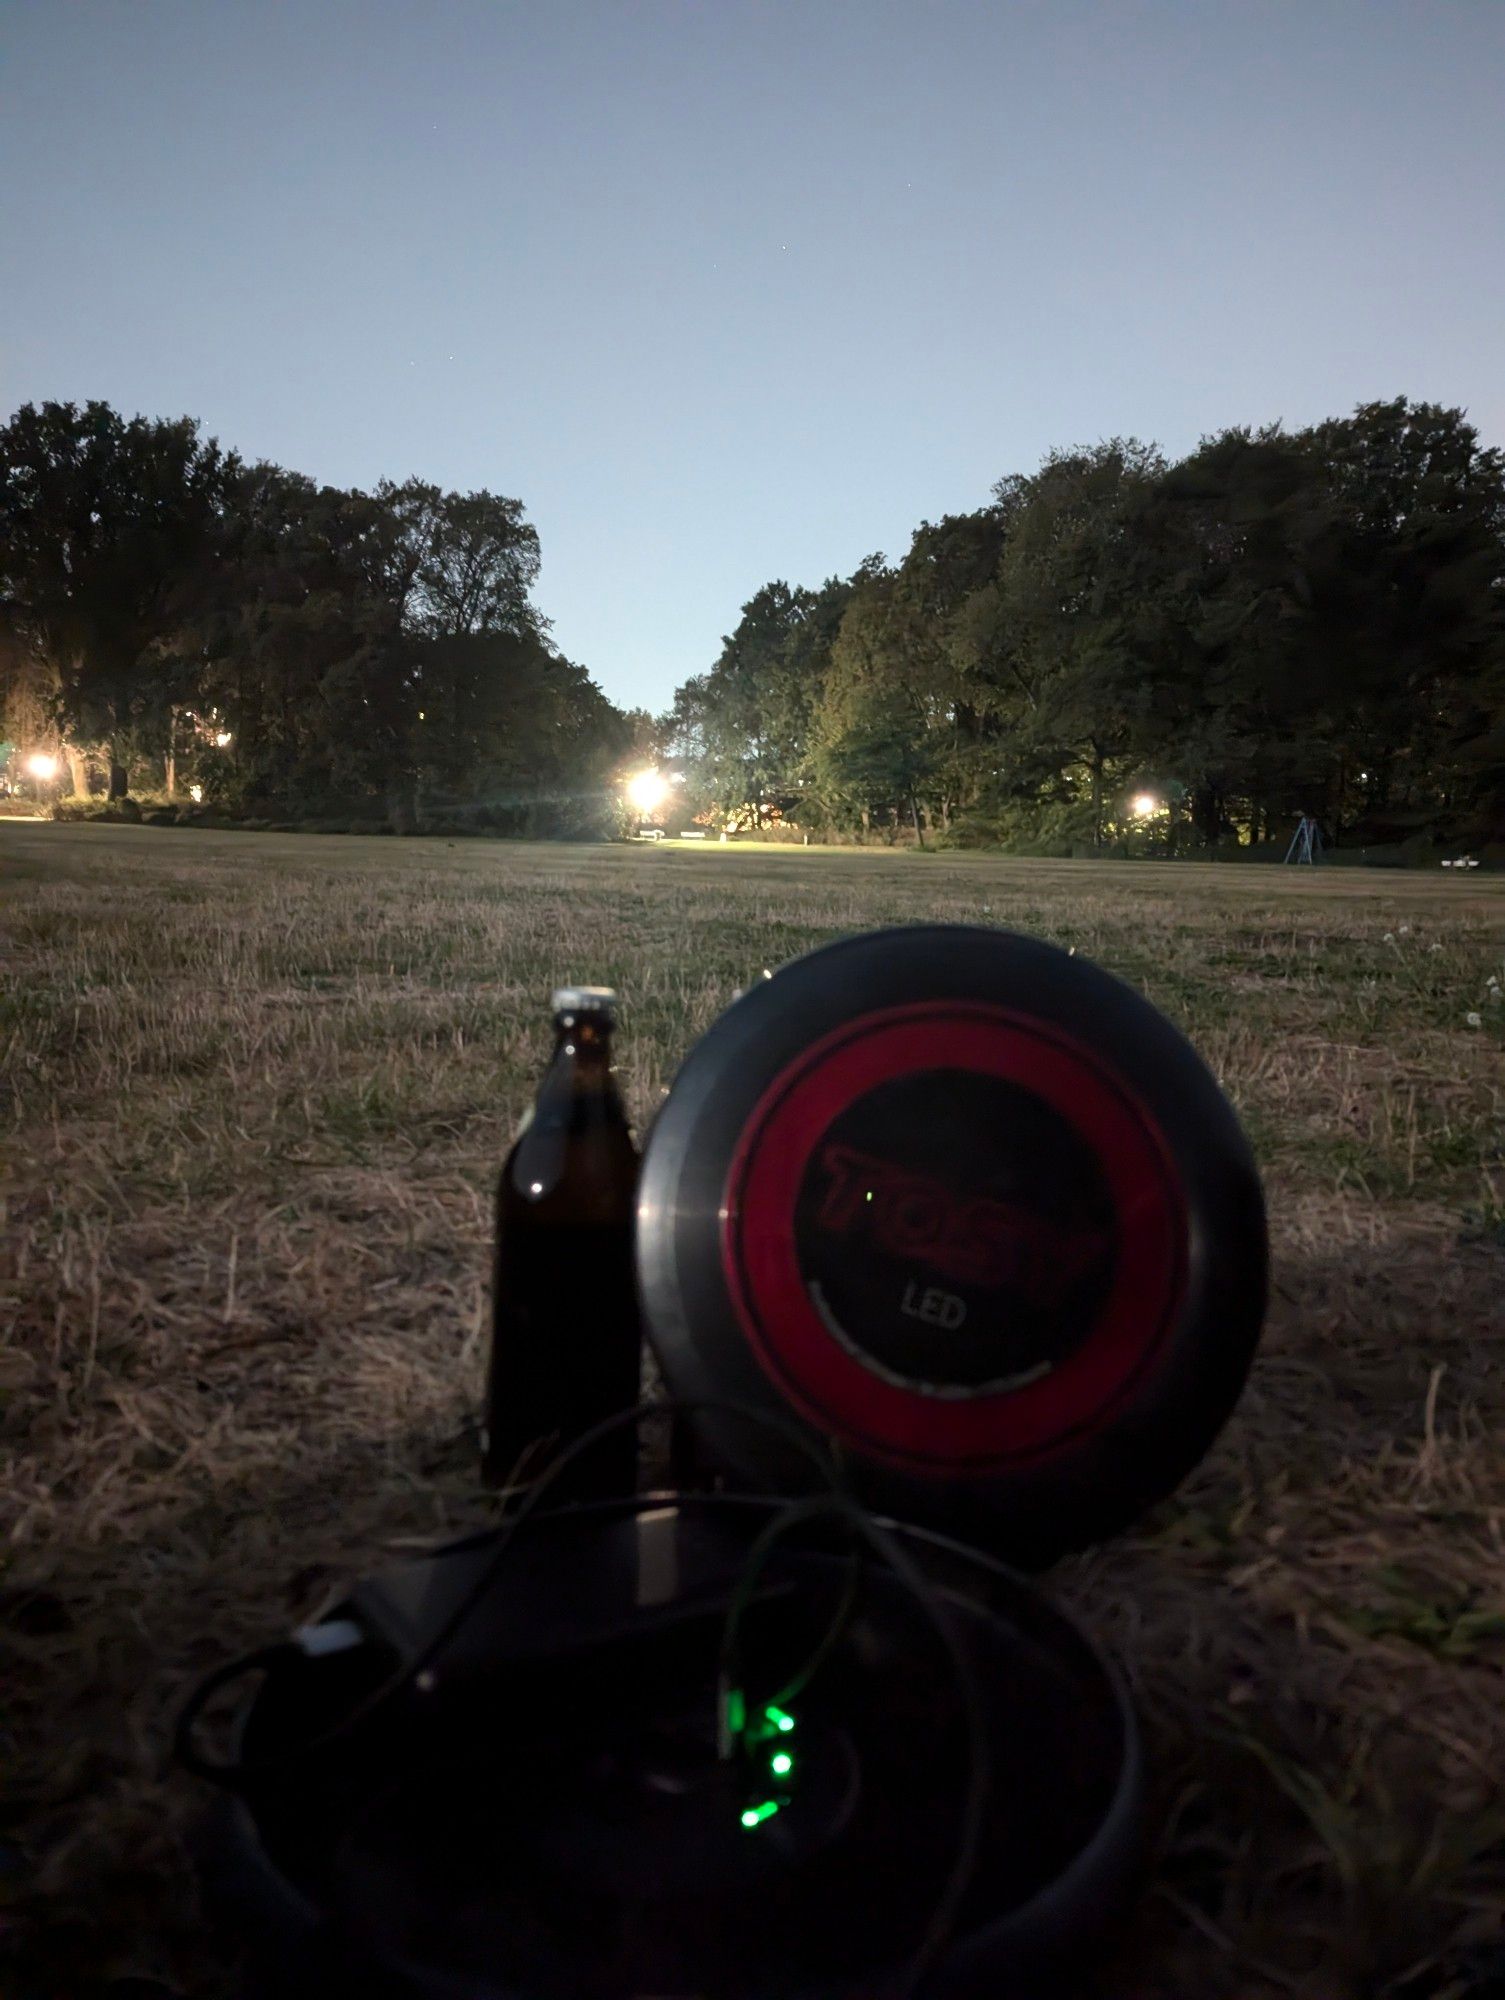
(625, 769), (669, 813)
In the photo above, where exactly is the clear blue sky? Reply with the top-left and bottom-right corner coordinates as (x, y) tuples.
(5, 0), (1503, 713)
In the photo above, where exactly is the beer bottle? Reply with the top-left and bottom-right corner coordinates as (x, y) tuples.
(481, 987), (643, 1501)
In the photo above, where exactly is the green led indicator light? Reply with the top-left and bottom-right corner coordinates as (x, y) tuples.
(741, 1800), (781, 1829)
(765, 1705), (796, 1734)
(770, 1751), (793, 1777)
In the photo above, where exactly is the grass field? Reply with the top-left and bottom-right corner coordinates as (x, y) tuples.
(3, 822), (1503, 1999)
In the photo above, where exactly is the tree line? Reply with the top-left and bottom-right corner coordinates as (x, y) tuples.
(667, 400), (1505, 852)
(5, 395), (1502, 854)
(0, 401), (640, 835)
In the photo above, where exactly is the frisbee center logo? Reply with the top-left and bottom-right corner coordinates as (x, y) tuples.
(792, 1068), (1118, 1395)
(813, 1143), (1110, 1306)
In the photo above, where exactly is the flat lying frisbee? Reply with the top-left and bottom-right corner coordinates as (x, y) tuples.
(637, 925), (1267, 1563)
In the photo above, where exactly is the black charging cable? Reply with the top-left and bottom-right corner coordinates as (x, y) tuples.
(174, 1396), (989, 1996)
(174, 1395), (849, 1786)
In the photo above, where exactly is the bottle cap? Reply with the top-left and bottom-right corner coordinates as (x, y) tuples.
(552, 986), (617, 1020)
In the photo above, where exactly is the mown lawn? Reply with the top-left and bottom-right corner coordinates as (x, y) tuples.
(2, 823), (1503, 1998)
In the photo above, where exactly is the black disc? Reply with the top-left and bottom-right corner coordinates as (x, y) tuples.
(195, 1500), (1144, 1998)
(636, 925), (1267, 1563)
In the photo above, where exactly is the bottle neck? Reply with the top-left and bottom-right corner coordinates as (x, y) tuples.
(532, 1016), (624, 1119)
(552, 1015), (614, 1069)
(511, 1013), (633, 1199)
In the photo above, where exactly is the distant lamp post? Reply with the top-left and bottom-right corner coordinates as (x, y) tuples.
(625, 769), (670, 815)
(25, 752), (60, 796)
(215, 731), (233, 748)
(1130, 792), (1160, 820)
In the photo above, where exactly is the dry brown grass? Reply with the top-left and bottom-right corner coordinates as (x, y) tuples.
(2, 823), (1503, 1999)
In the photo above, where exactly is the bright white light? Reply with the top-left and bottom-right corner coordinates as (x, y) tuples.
(1130, 792), (1160, 820)
(625, 769), (670, 814)
(189, 783), (204, 803)
(215, 730), (233, 747)
(25, 752), (59, 781)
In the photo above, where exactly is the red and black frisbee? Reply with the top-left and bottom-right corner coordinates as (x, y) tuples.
(636, 925), (1267, 1564)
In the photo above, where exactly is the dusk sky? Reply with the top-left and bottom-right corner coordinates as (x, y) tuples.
(6, 0), (1503, 714)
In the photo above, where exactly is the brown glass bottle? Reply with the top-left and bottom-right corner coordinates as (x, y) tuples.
(481, 988), (643, 1501)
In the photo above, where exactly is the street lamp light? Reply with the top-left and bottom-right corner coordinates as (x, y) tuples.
(1130, 792), (1160, 820)
(625, 769), (670, 815)
(25, 753), (60, 783)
